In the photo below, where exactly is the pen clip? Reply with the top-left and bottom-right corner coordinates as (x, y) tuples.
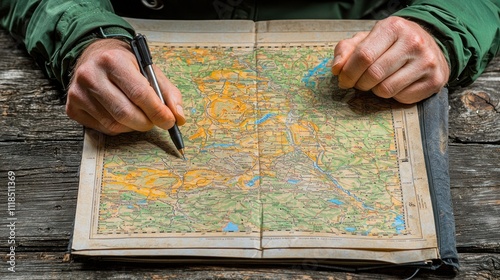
(130, 33), (152, 77)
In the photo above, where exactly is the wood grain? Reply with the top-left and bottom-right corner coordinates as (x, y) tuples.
(448, 58), (500, 143)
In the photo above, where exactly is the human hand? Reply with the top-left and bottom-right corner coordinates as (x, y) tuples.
(66, 38), (186, 135)
(332, 16), (450, 104)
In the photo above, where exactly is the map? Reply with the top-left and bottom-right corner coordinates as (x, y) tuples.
(99, 45), (408, 237)
(73, 20), (438, 263)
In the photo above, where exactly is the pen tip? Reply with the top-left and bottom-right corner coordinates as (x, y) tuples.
(179, 149), (186, 160)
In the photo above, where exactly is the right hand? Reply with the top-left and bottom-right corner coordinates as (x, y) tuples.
(66, 38), (186, 135)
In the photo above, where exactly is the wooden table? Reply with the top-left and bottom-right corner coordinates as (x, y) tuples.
(1, 28), (499, 279)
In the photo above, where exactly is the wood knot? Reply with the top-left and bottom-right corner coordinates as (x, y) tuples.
(480, 255), (500, 271)
(461, 91), (498, 112)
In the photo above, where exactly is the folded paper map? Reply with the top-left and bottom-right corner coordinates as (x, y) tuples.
(72, 19), (441, 266)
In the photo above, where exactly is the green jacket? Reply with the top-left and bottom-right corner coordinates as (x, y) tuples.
(1, 0), (499, 90)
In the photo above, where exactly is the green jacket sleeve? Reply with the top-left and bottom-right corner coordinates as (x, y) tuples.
(0, 0), (135, 89)
(393, 0), (500, 87)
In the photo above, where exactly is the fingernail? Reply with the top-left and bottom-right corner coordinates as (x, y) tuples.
(331, 55), (342, 75)
(176, 104), (185, 119)
(332, 55), (342, 67)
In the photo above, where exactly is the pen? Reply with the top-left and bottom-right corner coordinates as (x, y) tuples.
(130, 34), (186, 159)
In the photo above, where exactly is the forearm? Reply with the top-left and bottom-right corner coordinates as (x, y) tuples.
(0, 0), (135, 88)
(393, 0), (500, 87)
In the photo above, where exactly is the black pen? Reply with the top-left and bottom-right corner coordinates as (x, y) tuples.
(130, 34), (186, 159)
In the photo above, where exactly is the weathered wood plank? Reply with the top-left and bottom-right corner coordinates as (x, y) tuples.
(452, 186), (500, 251)
(448, 143), (500, 250)
(0, 31), (82, 142)
(449, 143), (500, 189)
(448, 57), (500, 143)
(1, 252), (499, 279)
(0, 86), (82, 141)
(0, 141), (81, 250)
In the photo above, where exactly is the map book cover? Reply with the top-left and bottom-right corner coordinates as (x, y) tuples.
(71, 19), (457, 268)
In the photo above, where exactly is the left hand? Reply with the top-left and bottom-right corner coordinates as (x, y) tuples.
(331, 16), (450, 104)
(66, 38), (186, 135)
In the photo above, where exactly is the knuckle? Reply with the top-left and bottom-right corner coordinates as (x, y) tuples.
(127, 83), (149, 104)
(406, 34), (426, 52)
(65, 104), (77, 120)
(428, 75), (440, 87)
(373, 81), (396, 99)
(97, 49), (121, 68)
(66, 86), (84, 103)
(436, 71), (448, 87)
(355, 83), (370, 92)
(65, 90), (84, 119)
(102, 119), (123, 136)
(65, 89), (76, 105)
(150, 105), (173, 127)
(72, 64), (91, 82)
(427, 75), (445, 93)
(111, 103), (133, 123)
(393, 94), (415, 104)
(423, 56), (442, 73)
(356, 46), (377, 66)
(72, 64), (99, 91)
(384, 16), (407, 32)
(366, 64), (385, 83)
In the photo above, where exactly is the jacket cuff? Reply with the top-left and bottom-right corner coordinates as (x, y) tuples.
(392, 0), (500, 88)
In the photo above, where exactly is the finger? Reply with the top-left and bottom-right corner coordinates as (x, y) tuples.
(354, 39), (410, 91)
(389, 78), (440, 104)
(371, 62), (424, 99)
(387, 61), (447, 104)
(338, 25), (398, 89)
(73, 108), (134, 135)
(332, 32), (368, 75)
(72, 52), (155, 131)
(108, 54), (177, 130)
(67, 39), (152, 133)
(102, 77), (158, 130)
(66, 86), (137, 135)
(153, 65), (186, 126)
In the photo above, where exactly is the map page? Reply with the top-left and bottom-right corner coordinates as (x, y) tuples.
(72, 20), (438, 264)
